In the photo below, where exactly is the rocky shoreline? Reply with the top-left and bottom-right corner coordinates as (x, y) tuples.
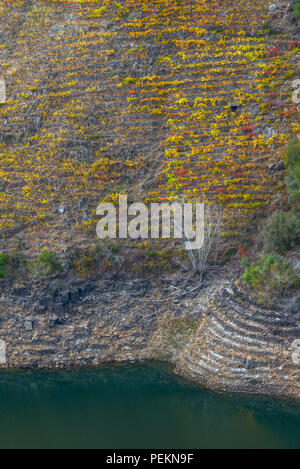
(0, 0), (299, 402)
(0, 276), (299, 400)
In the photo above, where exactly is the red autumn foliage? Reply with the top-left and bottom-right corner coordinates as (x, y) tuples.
(264, 46), (280, 57)
(237, 245), (248, 258)
(174, 168), (187, 177)
(243, 125), (255, 137)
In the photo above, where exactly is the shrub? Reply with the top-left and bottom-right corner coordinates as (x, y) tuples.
(0, 252), (25, 279)
(286, 140), (300, 202)
(293, 1), (300, 21)
(74, 241), (124, 276)
(262, 211), (300, 253)
(29, 249), (62, 279)
(241, 254), (299, 305)
(0, 253), (9, 279)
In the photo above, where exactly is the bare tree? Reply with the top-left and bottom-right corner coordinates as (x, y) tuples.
(184, 204), (223, 283)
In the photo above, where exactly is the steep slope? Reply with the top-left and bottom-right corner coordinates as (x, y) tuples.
(0, 1), (299, 399)
(0, 0), (299, 259)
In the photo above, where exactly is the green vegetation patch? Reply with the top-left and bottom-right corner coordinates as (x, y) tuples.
(0, 252), (25, 279)
(0, 253), (10, 279)
(241, 254), (299, 305)
(262, 211), (300, 254)
(286, 140), (300, 203)
(293, 1), (300, 21)
(29, 250), (62, 279)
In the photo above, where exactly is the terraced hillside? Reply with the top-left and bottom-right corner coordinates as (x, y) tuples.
(0, 0), (299, 262)
(177, 284), (300, 399)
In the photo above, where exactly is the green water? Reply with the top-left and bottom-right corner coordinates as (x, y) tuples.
(0, 362), (299, 449)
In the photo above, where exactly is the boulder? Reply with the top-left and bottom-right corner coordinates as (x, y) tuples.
(24, 320), (33, 331)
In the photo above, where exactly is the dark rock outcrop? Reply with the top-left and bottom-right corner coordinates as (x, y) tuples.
(0, 279), (298, 399)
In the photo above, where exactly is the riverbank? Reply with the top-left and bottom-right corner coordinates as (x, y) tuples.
(0, 276), (299, 400)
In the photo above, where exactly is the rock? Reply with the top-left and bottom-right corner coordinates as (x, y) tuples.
(77, 198), (86, 209)
(264, 127), (276, 139)
(294, 312), (300, 321)
(269, 4), (278, 12)
(12, 286), (31, 297)
(83, 284), (93, 296)
(292, 259), (300, 274)
(230, 102), (239, 112)
(24, 320), (33, 331)
(49, 315), (60, 328)
(34, 115), (42, 131)
(269, 161), (285, 171)
(106, 22), (115, 31)
(246, 357), (256, 370)
(224, 286), (234, 296)
(56, 290), (70, 305)
(51, 24), (65, 34)
(70, 289), (79, 303)
(48, 281), (60, 296)
(251, 105), (260, 117)
(281, 294), (300, 315)
(39, 295), (53, 310)
(53, 303), (65, 315)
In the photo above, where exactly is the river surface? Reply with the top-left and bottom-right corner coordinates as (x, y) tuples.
(0, 362), (299, 449)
